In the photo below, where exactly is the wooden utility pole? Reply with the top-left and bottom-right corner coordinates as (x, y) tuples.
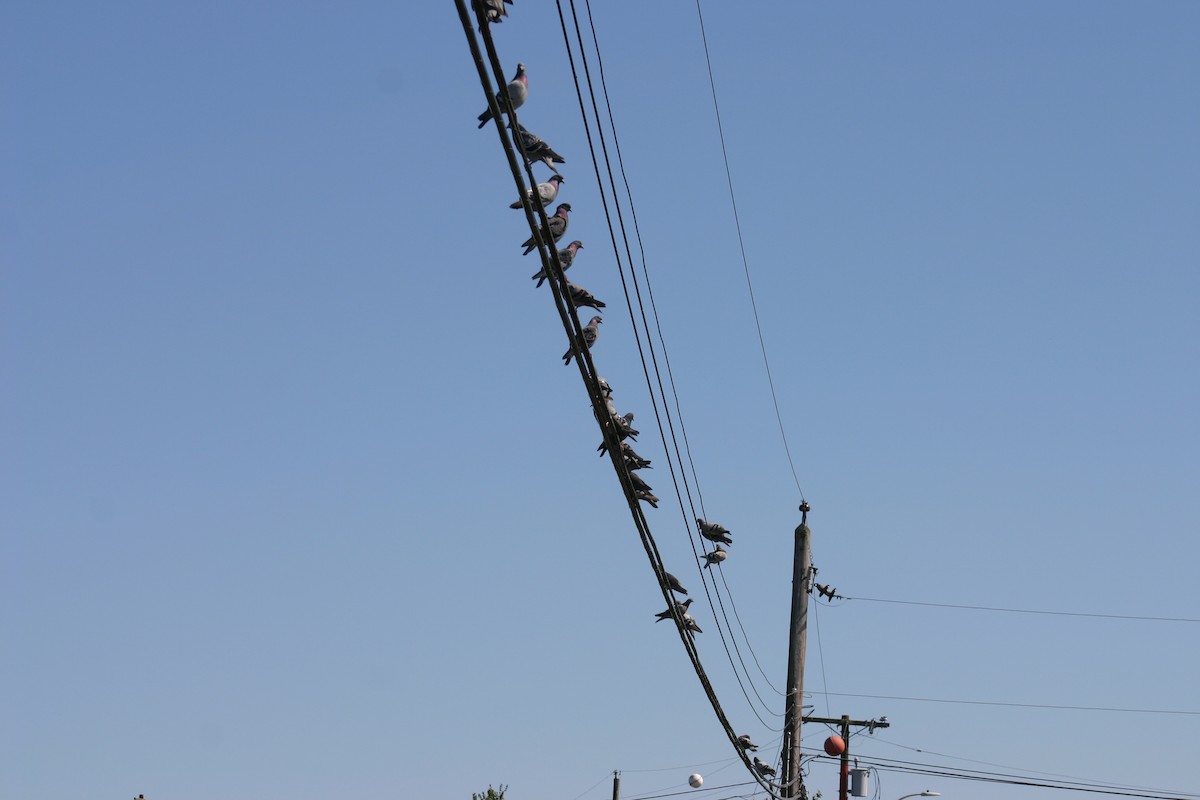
(779, 502), (813, 797)
(805, 715), (890, 800)
(611, 770), (620, 800)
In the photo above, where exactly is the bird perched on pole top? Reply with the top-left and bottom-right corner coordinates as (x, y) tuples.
(696, 518), (733, 545)
(701, 547), (727, 568)
(522, 203), (572, 255)
(562, 315), (601, 366)
(477, 63), (527, 128)
(510, 174), (564, 210)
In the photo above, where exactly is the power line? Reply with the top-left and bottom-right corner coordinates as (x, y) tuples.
(811, 691), (1200, 716)
(692, 0), (806, 502)
(842, 595), (1200, 623)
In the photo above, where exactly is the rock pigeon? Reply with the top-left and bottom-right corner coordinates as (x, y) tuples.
(697, 518), (733, 545)
(562, 314), (601, 365)
(701, 546), (727, 568)
(621, 442), (651, 470)
(531, 241), (583, 287)
(477, 0), (506, 25)
(566, 282), (605, 310)
(654, 597), (693, 622)
(511, 174), (564, 210)
(511, 122), (565, 174)
(628, 471), (652, 494)
(597, 376), (612, 397)
(597, 412), (639, 456)
(682, 612), (702, 634)
(738, 734), (759, 752)
(635, 490), (660, 508)
(753, 757), (776, 778)
(477, 63), (527, 129)
(663, 572), (688, 595)
(522, 203), (572, 255)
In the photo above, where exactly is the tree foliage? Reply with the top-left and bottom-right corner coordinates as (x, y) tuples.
(472, 785), (507, 800)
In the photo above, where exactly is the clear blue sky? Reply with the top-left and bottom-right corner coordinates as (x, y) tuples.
(3, 2), (1197, 799)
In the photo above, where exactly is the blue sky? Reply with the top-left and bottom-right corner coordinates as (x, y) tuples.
(2, 2), (1197, 799)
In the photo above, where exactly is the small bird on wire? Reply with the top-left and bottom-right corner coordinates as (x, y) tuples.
(701, 547), (727, 569)
(477, 63), (527, 128)
(621, 442), (651, 470)
(696, 518), (733, 545)
(531, 241), (583, 286)
(738, 734), (759, 752)
(635, 489), (660, 508)
(478, 0), (514, 27)
(562, 315), (601, 366)
(753, 757), (776, 778)
(663, 572), (688, 595)
(511, 122), (565, 174)
(510, 174), (564, 210)
(682, 611), (702, 634)
(815, 583), (839, 601)
(654, 597), (693, 622)
(566, 282), (605, 311)
(628, 471), (653, 495)
(597, 412), (639, 456)
(522, 203), (572, 255)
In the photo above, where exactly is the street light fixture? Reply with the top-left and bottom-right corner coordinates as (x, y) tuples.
(895, 792), (940, 800)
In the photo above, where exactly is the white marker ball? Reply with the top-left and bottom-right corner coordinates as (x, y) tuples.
(688, 774), (704, 788)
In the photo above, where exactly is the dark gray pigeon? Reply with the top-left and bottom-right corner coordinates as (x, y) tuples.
(567, 282), (605, 310)
(479, 0), (507, 25)
(621, 442), (651, 470)
(628, 472), (652, 494)
(532, 241), (583, 287)
(512, 122), (565, 173)
(753, 758), (776, 779)
(562, 315), (601, 366)
(654, 597), (693, 622)
(701, 547), (727, 568)
(738, 734), (759, 752)
(511, 174), (564, 210)
(636, 490), (660, 508)
(522, 203), (572, 255)
(697, 518), (733, 545)
(663, 572), (687, 595)
(478, 63), (527, 128)
(597, 412), (639, 456)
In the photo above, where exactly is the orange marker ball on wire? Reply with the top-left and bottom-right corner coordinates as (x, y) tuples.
(824, 735), (846, 756)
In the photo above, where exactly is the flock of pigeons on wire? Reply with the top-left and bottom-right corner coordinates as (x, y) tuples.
(474, 0), (772, 781)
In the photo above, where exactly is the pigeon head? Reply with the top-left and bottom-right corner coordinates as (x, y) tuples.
(551, 175), (564, 184)
(589, 316), (603, 326)
(515, 63), (527, 79)
(555, 203), (572, 216)
(570, 240), (583, 250)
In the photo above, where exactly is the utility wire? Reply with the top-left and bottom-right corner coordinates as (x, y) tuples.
(842, 595), (1200, 623)
(692, 0), (806, 502)
(810, 691), (1200, 715)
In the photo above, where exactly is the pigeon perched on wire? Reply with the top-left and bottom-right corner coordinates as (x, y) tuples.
(511, 122), (565, 174)
(753, 757), (776, 778)
(597, 412), (639, 455)
(654, 597), (693, 622)
(696, 518), (733, 545)
(627, 471), (653, 494)
(663, 572), (688, 595)
(477, 63), (527, 128)
(682, 611), (702, 634)
(635, 490), (660, 508)
(566, 282), (605, 310)
(522, 203), (572, 255)
(477, 0), (514, 27)
(738, 734), (759, 752)
(531, 241), (583, 287)
(562, 315), (601, 366)
(510, 174), (564, 210)
(621, 442), (651, 470)
(701, 546), (727, 568)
